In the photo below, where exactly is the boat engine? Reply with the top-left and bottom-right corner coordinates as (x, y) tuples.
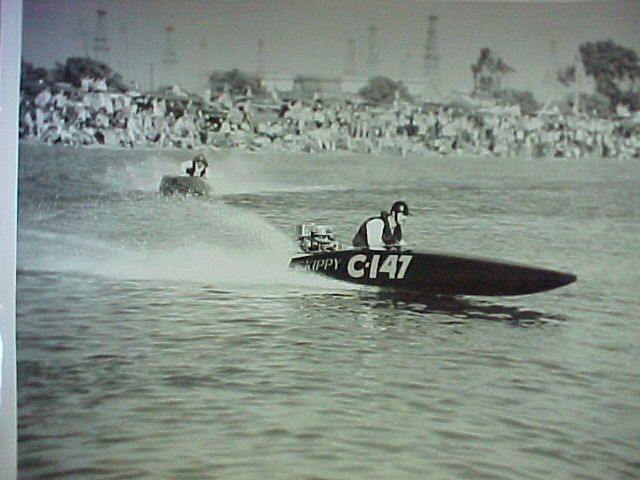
(296, 224), (342, 253)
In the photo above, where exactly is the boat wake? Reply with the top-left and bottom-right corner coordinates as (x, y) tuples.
(17, 217), (355, 296)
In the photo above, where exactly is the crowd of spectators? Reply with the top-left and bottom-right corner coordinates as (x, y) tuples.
(19, 77), (640, 159)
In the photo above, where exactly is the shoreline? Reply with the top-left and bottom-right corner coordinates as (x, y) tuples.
(19, 138), (634, 164)
(19, 84), (640, 160)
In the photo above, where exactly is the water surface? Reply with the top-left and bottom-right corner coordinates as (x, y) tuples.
(17, 143), (640, 479)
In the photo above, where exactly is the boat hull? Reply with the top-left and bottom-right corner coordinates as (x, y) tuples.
(159, 175), (210, 195)
(289, 248), (577, 296)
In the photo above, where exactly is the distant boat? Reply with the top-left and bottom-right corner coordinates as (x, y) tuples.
(159, 175), (210, 195)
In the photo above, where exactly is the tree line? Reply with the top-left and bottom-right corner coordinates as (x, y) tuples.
(21, 39), (639, 115)
(473, 40), (639, 114)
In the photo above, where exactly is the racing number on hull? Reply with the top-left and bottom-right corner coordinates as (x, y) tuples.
(347, 254), (413, 280)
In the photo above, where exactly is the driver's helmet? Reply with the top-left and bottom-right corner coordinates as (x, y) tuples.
(193, 154), (208, 166)
(390, 201), (410, 216)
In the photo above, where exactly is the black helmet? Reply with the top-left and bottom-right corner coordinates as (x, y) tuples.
(193, 154), (208, 165)
(390, 201), (410, 216)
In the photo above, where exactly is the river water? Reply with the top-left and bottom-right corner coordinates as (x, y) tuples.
(16, 142), (640, 479)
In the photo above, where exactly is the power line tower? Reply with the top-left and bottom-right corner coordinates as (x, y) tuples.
(257, 38), (266, 75)
(118, 23), (130, 81)
(542, 40), (559, 88)
(365, 25), (379, 75)
(422, 15), (440, 100)
(161, 26), (178, 88)
(540, 40), (560, 112)
(93, 9), (110, 61)
(399, 52), (411, 79)
(198, 38), (210, 96)
(75, 18), (90, 57)
(162, 26), (177, 66)
(345, 37), (357, 76)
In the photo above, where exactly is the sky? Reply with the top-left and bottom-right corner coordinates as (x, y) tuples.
(20, 0), (640, 100)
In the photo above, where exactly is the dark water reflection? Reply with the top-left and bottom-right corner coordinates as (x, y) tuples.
(300, 289), (566, 327)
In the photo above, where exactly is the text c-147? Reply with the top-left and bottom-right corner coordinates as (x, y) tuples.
(347, 254), (413, 279)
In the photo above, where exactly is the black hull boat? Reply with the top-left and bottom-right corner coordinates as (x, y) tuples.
(289, 224), (577, 296)
(159, 175), (210, 195)
(290, 248), (576, 296)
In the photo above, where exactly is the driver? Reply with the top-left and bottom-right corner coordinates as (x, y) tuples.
(352, 201), (410, 250)
(184, 154), (209, 178)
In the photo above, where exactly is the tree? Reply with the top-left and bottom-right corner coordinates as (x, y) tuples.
(577, 92), (611, 117)
(21, 61), (51, 96)
(208, 69), (264, 97)
(51, 56), (129, 91)
(495, 89), (540, 115)
(579, 40), (640, 110)
(557, 65), (576, 87)
(471, 48), (515, 96)
(358, 76), (411, 105)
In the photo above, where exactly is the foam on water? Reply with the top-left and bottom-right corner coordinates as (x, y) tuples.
(18, 144), (359, 295)
(18, 214), (353, 296)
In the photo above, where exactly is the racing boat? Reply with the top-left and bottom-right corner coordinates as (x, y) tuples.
(289, 224), (577, 296)
(159, 175), (210, 195)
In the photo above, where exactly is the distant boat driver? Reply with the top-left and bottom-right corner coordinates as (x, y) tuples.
(183, 154), (209, 178)
(352, 201), (411, 250)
